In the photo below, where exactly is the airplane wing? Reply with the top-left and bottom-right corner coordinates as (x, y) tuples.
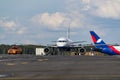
(46, 44), (57, 47)
(52, 41), (57, 42)
(72, 41), (86, 44)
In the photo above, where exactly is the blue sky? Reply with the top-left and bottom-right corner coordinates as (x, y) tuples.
(0, 0), (120, 45)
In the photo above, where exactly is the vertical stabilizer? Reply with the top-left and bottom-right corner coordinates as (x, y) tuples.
(90, 31), (108, 48)
(67, 25), (70, 39)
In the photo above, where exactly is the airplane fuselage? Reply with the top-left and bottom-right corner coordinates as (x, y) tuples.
(90, 31), (120, 55)
(103, 46), (120, 55)
(56, 37), (73, 48)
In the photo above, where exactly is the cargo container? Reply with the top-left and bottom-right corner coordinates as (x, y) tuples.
(36, 48), (45, 56)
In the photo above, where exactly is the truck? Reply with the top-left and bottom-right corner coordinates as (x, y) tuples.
(8, 45), (22, 54)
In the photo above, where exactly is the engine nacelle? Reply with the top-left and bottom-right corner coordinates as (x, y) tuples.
(78, 47), (86, 55)
(44, 47), (53, 55)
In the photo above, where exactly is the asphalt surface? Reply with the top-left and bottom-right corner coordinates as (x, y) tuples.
(0, 54), (120, 80)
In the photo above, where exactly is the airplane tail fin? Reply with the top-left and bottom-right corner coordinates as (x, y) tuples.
(90, 31), (108, 48)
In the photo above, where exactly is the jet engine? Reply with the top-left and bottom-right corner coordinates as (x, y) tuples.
(78, 47), (86, 55)
(44, 47), (53, 55)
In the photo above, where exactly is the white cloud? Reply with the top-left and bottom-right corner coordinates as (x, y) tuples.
(95, 0), (120, 19)
(41, 12), (67, 28)
(32, 12), (67, 29)
(0, 17), (27, 35)
(32, 11), (85, 30)
(0, 20), (16, 29)
(81, 0), (120, 19)
(4, 21), (16, 28)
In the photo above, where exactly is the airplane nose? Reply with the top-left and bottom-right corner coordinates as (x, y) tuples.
(56, 42), (67, 47)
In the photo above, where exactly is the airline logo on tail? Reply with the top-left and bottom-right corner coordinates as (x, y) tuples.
(90, 31), (105, 44)
(96, 39), (102, 43)
(90, 31), (120, 55)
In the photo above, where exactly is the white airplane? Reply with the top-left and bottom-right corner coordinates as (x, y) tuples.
(56, 37), (86, 48)
(44, 27), (86, 55)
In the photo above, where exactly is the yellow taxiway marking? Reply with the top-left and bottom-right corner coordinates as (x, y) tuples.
(43, 59), (48, 61)
(21, 62), (28, 64)
(6, 63), (16, 66)
(0, 56), (3, 58)
(37, 59), (48, 62)
(6, 62), (28, 65)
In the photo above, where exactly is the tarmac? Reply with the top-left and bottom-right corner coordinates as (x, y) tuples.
(0, 54), (120, 80)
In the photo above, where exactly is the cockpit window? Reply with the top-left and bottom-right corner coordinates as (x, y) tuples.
(58, 40), (67, 42)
